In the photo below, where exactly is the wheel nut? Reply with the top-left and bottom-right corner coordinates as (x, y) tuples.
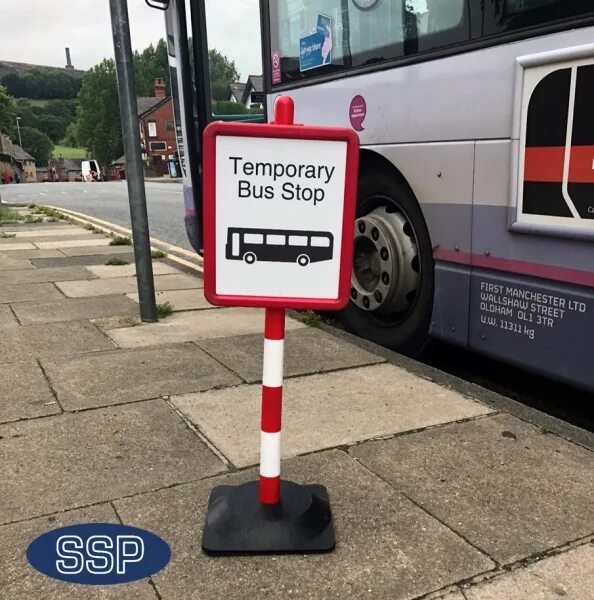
(358, 221), (366, 233)
(351, 288), (357, 300)
(382, 272), (390, 285)
(363, 296), (370, 309)
(380, 247), (389, 261)
(371, 227), (379, 241)
(374, 291), (383, 303)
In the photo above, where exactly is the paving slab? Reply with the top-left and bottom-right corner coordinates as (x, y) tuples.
(34, 238), (112, 249)
(60, 244), (139, 257)
(12, 295), (139, 325)
(351, 413), (594, 565)
(0, 248), (64, 259)
(43, 343), (242, 411)
(0, 265), (94, 285)
(0, 242), (36, 251)
(114, 450), (494, 600)
(10, 228), (92, 238)
(30, 253), (135, 268)
(0, 224), (79, 233)
(0, 503), (157, 599)
(173, 363), (494, 467)
(0, 257), (34, 271)
(198, 327), (384, 383)
(0, 282), (63, 304)
(0, 328), (30, 364)
(86, 262), (179, 278)
(0, 305), (18, 329)
(127, 288), (213, 311)
(107, 308), (305, 348)
(0, 399), (226, 523)
(56, 273), (200, 298)
(0, 360), (59, 423)
(465, 544), (594, 600)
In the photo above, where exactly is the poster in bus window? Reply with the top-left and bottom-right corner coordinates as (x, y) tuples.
(517, 54), (594, 231)
(299, 14), (332, 72)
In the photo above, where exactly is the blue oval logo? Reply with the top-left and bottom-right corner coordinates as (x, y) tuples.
(26, 523), (171, 585)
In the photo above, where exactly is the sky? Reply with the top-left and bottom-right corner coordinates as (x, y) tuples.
(0, 0), (262, 81)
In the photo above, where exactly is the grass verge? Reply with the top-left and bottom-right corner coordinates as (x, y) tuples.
(0, 206), (21, 223)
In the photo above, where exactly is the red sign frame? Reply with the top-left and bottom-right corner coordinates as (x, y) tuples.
(202, 116), (359, 310)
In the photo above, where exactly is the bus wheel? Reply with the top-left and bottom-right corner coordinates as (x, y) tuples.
(340, 168), (434, 357)
(243, 252), (257, 264)
(297, 254), (310, 267)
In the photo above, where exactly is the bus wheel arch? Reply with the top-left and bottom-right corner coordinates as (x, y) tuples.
(340, 150), (435, 357)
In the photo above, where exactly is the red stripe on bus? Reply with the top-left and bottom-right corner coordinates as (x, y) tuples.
(524, 146), (594, 183)
(524, 147), (564, 182)
(434, 248), (594, 288)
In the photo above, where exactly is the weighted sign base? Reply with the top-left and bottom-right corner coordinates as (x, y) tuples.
(202, 480), (335, 555)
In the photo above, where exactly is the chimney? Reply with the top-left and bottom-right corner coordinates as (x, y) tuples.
(154, 77), (166, 99)
(65, 48), (74, 70)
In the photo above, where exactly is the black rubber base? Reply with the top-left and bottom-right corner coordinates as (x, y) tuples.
(202, 480), (335, 555)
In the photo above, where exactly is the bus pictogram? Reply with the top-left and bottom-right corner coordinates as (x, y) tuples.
(226, 227), (334, 267)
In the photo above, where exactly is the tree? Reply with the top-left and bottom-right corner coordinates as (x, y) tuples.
(0, 85), (17, 137)
(209, 49), (240, 101)
(20, 126), (54, 164)
(74, 59), (123, 168)
(134, 39), (170, 97)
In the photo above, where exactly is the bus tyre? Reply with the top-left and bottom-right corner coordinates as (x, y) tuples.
(340, 167), (434, 357)
(243, 252), (257, 264)
(297, 254), (310, 267)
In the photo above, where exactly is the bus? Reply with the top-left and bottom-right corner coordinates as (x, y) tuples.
(226, 227), (334, 266)
(152, 0), (594, 392)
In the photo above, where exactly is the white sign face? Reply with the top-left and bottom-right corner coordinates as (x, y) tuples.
(214, 135), (348, 299)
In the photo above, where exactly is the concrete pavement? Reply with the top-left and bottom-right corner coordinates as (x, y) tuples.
(1, 208), (593, 599)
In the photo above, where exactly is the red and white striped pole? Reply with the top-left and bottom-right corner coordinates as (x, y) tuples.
(258, 96), (294, 506)
(259, 307), (285, 504)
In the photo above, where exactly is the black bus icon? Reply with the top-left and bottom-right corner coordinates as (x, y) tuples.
(226, 227), (334, 266)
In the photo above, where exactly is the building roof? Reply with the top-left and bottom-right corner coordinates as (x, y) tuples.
(12, 144), (34, 161)
(247, 75), (263, 93)
(229, 83), (246, 101)
(112, 154), (126, 166)
(137, 96), (169, 118)
(61, 158), (83, 171)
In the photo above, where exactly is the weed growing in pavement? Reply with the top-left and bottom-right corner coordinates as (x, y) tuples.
(0, 231), (16, 238)
(84, 223), (98, 232)
(0, 206), (21, 223)
(151, 249), (166, 259)
(28, 204), (37, 209)
(24, 215), (43, 223)
(37, 207), (64, 220)
(109, 236), (132, 246)
(157, 301), (174, 319)
(105, 257), (130, 266)
(46, 217), (59, 222)
(299, 310), (325, 327)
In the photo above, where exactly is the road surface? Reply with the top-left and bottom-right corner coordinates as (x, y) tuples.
(0, 181), (192, 252)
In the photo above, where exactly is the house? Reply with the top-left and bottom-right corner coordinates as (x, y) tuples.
(13, 145), (37, 182)
(0, 133), (37, 183)
(228, 75), (264, 109)
(138, 78), (178, 177)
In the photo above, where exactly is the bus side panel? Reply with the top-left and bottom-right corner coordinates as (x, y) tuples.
(369, 143), (474, 345)
(470, 140), (594, 389)
(469, 270), (594, 391)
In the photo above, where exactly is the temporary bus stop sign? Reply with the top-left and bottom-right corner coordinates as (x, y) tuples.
(201, 96), (359, 554)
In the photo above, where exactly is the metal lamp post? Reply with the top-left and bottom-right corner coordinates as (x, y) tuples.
(16, 117), (22, 148)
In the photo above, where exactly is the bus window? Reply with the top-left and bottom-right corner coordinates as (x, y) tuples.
(289, 235), (308, 246)
(311, 236), (331, 247)
(267, 234), (286, 245)
(481, 0), (594, 36)
(245, 233), (264, 244)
